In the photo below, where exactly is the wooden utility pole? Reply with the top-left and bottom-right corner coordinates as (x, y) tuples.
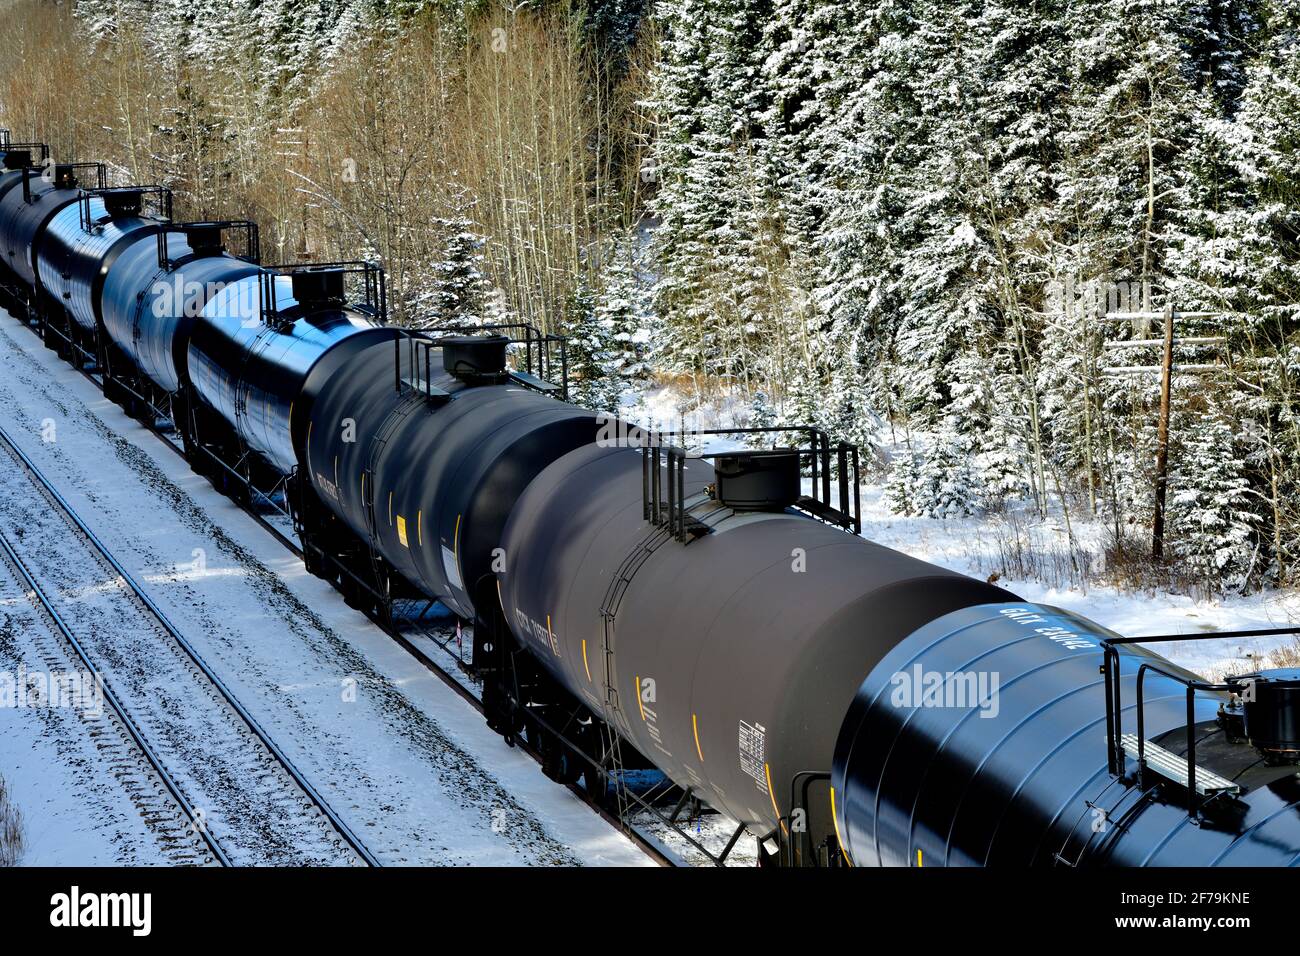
(1151, 303), (1175, 561)
(1096, 306), (1229, 561)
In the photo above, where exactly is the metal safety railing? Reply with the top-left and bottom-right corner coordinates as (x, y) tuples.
(156, 220), (261, 270)
(422, 321), (569, 401)
(1101, 625), (1300, 817)
(21, 160), (105, 203)
(78, 184), (173, 232)
(641, 426), (862, 541)
(258, 259), (386, 328)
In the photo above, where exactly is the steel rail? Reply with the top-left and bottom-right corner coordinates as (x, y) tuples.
(0, 525), (230, 866)
(7, 310), (691, 866)
(0, 421), (381, 867)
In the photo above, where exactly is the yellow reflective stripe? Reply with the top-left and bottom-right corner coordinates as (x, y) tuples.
(417, 509), (422, 547)
(917, 848), (923, 867)
(765, 762), (787, 835)
(634, 677), (646, 721)
(581, 639), (591, 682)
(830, 786), (853, 867)
(453, 513), (461, 559)
(692, 713), (703, 762)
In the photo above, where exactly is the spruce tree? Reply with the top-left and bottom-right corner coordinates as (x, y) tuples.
(1170, 413), (1260, 594)
(567, 274), (621, 413)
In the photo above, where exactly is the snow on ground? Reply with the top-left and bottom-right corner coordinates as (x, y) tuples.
(0, 312), (650, 867)
(852, 485), (1300, 678)
(0, 459), (362, 866)
(0, 580), (184, 865)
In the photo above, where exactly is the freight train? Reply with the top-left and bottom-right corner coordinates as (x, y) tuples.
(1, 139), (1298, 866)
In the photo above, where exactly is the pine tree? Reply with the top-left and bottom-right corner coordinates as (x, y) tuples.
(596, 233), (652, 383)
(414, 217), (496, 330)
(647, 0), (784, 379)
(566, 274), (622, 413)
(1170, 413), (1260, 594)
(885, 417), (979, 519)
(749, 389), (776, 431)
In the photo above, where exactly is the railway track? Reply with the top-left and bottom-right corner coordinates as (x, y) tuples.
(10, 314), (700, 866)
(0, 421), (380, 867)
(0, 529), (227, 866)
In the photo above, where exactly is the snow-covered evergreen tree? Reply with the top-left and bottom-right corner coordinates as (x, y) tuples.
(885, 418), (980, 519)
(566, 274), (622, 413)
(61, 0), (1300, 594)
(749, 389), (776, 431)
(647, 0), (787, 380)
(1170, 413), (1260, 593)
(412, 216), (497, 330)
(596, 233), (653, 384)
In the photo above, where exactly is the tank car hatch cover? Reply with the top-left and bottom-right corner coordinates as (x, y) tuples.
(439, 335), (510, 382)
(183, 223), (225, 257)
(290, 266), (346, 307)
(1, 150), (31, 171)
(712, 449), (801, 512)
(101, 188), (144, 219)
(1227, 668), (1300, 764)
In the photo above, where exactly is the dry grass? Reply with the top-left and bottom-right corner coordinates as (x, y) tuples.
(1267, 637), (1300, 669)
(972, 509), (1100, 593)
(970, 509), (1236, 599)
(0, 2), (648, 329)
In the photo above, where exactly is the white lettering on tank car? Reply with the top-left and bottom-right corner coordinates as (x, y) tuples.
(633, 678), (672, 758)
(314, 471), (340, 503)
(512, 608), (560, 657)
(998, 606), (1095, 650)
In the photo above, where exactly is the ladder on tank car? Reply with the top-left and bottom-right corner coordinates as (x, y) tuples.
(596, 499), (682, 824)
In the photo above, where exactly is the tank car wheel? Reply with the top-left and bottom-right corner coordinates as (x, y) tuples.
(540, 736), (580, 785)
(584, 766), (611, 805)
